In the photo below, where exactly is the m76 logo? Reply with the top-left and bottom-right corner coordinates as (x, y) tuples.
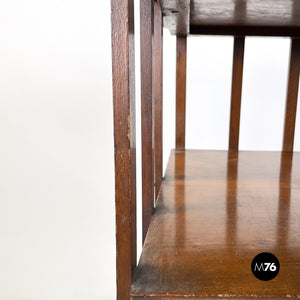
(254, 262), (277, 272)
(251, 252), (280, 281)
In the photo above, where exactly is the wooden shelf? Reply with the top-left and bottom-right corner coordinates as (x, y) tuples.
(161, 0), (300, 36)
(131, 150), (300, 299)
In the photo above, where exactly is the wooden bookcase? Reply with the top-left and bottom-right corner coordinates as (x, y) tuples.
(111, 1), (300, 299)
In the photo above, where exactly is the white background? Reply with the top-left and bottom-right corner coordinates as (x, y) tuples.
(0, 1), (299, 300)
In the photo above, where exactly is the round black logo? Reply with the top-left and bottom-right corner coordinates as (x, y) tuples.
(251, 252), (280, 281)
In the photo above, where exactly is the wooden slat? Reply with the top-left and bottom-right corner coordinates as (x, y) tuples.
(140, 0), (154, 242)
(283, 38), (300, 152)
(176, 36), (187, 149)
(190, 25), (300, 37)
(154, 1), (163, 200)
(229, 37), (245, 151)
(111, 0), (136, 299)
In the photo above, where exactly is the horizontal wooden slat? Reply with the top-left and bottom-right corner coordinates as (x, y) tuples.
(190, 25), (300, 37)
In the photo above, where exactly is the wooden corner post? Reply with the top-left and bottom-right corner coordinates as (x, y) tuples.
(111, 0), (136, 299)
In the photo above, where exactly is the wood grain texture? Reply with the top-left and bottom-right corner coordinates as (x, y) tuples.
(229, 37), (245, 151)
(131, 150), (300, 298)
(283, 38), (300, 152)
(111, 0), (136, 299)
(161, 0), (190, 35)
(190, 0), (300, 27)
(140, 0), (154, 243)
(175, 36), (187, 149)
(162, 0), (300, 36)
(154, 1), (163, 200)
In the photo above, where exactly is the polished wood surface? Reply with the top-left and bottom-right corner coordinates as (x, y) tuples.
(283, 38), (300, 152)
(229, 37), (245, 151)
(154, 1), (163, 200)
(140, 0), (154, 242)
(191, 0), (300, 27)
(131, 150), (300, 298)
(111, 0), (136, 299)
(161, 0), (300, 36)
(176, 37), (187, 149)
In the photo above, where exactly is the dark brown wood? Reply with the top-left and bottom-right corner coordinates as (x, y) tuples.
(175, 36), (187, 149)
(229, 37), (245, 151)
(154, 1), (163, 200)
(283, 38), (300, 152)
(140, 0), (154, 243)
(161, 0), (190, 35)
(161, 0), (300, 37)
(190, 0), (300, 28)
(111, 0), (136, 299)
(190, 25), (300, 37)
(131, 150), (300, 298)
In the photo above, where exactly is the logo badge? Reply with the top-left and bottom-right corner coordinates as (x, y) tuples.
(251, 252), (280, 281)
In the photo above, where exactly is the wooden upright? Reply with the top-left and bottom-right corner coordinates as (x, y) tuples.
(176, 36), (187, 149)
(154, 1), (163, 199)
(229, 37), (245, 151)
(140, 0), (154, 243)
(283, 38), (300, 152)
(111, 0), (136, 299)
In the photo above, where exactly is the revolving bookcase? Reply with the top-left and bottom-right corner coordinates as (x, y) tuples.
(111, 1), (300, 299)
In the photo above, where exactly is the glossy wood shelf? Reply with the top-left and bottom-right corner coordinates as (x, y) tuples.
(131, 150), (300, 299)
(161, 0), (300, 36)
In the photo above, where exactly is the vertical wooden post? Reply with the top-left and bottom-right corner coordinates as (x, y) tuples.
(140, 0), (154, 243)
(154, 1), (163, 200)
(176, 36), (187, 149)
(283, 38), (300, 152)
(229, 36), (245, 151)
(111, 0), (136, 299)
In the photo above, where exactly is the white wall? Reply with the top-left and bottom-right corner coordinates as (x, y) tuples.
(0, 0), (115, 299)
(185, 35), (300, 151)
(0, 1), (300, 300)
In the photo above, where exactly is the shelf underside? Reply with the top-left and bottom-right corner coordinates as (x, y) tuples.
(131, 150), (300, 299)
(161, 0), (300, 36)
